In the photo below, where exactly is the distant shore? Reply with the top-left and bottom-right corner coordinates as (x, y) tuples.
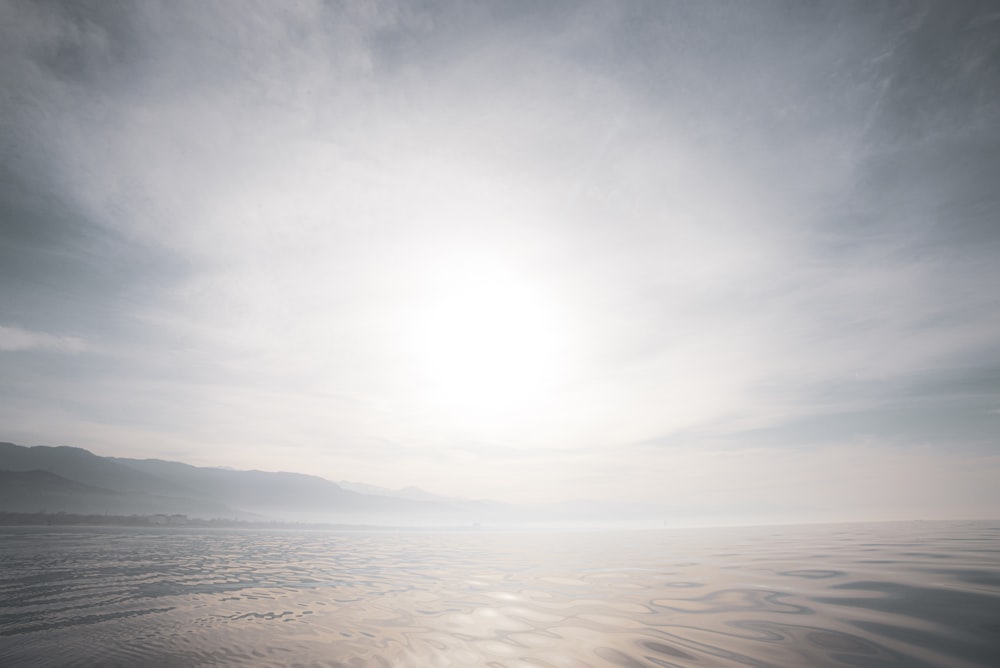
(0, 511), (398, 531)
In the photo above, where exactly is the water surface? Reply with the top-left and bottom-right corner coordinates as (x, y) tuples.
(1, 521), (999, 666)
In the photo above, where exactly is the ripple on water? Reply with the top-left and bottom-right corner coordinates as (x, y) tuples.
(1, 522), (999, 667)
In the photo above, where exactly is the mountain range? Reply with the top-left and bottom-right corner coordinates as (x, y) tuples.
(0, 441), (666, 527)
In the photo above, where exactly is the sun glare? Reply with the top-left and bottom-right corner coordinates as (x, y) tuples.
(404, 256), (570, 427)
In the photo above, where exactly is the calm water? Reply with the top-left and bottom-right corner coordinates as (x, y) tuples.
(1, 521), (999, 667)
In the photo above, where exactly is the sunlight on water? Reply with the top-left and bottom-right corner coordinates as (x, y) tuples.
(1, 521), (999, 667)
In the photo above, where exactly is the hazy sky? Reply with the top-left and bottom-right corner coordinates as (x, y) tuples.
(2, 0), (998, 522)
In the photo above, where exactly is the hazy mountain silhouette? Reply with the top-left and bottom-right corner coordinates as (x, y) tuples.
(338, 480), (495, 505)
(0, 442), (245, 517)
(0, 465), (242, 518)
(0, 469), (123, 513)
(0, 442), (470, 523)
(110, 457), (457, 522)
(0, 442), (196, 496)
(0, 441), (667, 526)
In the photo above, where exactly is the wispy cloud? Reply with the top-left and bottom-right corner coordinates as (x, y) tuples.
(0, 325), (87, 354)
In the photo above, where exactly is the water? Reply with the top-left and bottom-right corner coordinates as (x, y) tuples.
(1, 521), (998, 667)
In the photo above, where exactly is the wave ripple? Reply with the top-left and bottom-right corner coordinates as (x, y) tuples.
(1, 521), (999, 666)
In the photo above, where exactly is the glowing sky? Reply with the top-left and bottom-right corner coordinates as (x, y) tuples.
(1, 1), (998, 522)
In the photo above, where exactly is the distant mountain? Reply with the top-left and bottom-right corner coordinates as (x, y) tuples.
(111, 457), (450, 521)
(0, 442), (197, 497)
(338, 480), (467, 504)
(0, 441), (668, 526)
(334, 480), (667, 523)
(0, 443), (244, 517)
(0, 464), (244, 517)
(0, 442), (468, 523)
(0, 469), (122, 513)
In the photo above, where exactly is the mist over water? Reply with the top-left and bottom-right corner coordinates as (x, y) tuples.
(1, 521), (998, 667)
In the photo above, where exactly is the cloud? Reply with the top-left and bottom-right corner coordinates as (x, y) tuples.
(0, 325), (88, 353)
(0, 1), (998, 518)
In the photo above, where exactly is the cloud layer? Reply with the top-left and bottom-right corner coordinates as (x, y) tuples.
(1, 0), (998, 521)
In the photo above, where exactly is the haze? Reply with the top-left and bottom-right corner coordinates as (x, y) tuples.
(1, 1), (998, 525)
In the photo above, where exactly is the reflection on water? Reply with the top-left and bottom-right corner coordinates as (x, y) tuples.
(1, 521), (999, 666)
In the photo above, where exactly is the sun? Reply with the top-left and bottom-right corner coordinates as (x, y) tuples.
(403, 255), (570, 428)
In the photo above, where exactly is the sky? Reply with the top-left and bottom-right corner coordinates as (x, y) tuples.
(1, 0), (999, 523)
